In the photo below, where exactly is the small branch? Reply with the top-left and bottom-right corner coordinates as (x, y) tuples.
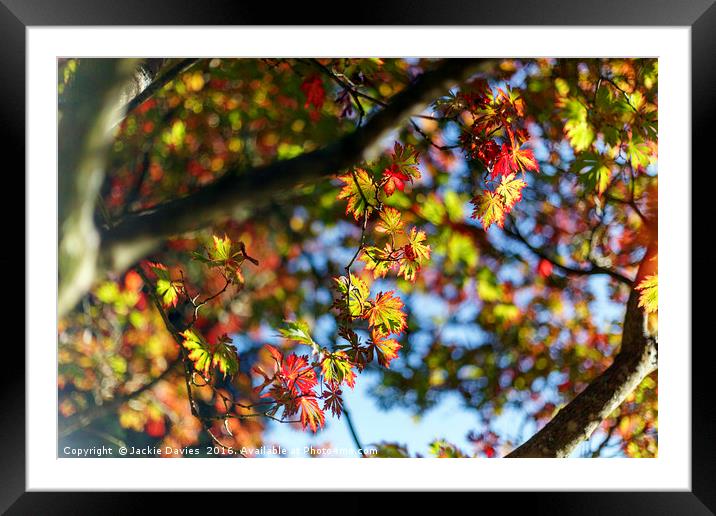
(504, 221), (634, 287)
(342, 406), (367, 458)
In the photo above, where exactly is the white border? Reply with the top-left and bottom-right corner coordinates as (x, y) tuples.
(28, 27), (691, 490)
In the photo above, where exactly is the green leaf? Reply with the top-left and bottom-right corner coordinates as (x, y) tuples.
(572, 153), (611, 195)
(626, 140), (652, 170)
(334, 274), (370, 316)
(181, 330), (239, 378)
(320, 351), (356, 388)
(150, 264), (180, 308)
(278, 320), (317, 348)
(182, 329), (213, 376)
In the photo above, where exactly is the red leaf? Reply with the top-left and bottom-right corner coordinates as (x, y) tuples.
(280, 353), (318, 395)
(298, 396), (325, 433)
(382, 164), (410, 197)
(300, 75), (325, 110)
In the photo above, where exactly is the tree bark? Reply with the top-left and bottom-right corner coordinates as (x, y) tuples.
(58, 58), (141, 317)
(506, 242), (658, 458)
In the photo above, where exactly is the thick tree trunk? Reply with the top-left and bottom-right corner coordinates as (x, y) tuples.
(58, 59), (140, 317)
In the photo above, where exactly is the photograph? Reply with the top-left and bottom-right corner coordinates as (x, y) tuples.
(57, 56), (659, 460)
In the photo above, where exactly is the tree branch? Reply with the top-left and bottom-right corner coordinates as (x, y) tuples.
(120, 58), (199, 119)
(505, 241), (657, 458)
(96, 59), (493, 284)
(503, 222), (634, 287)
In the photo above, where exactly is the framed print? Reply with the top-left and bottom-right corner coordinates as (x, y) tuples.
(4, 0), (712, 513)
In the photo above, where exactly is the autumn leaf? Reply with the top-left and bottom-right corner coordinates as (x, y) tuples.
(382, 164), (411, 197)
(391, 141), (421, 180)
(334, 274), (370, 316)
(193, 234), (257, 282)
(495, 172), (527, 210)
(471, 191), (506, 230)
(320, 350), (356, 388)
(375, 207), (404, 236)
(491, 144), (538, 179)
(509, 145), (539, 173)
(150, 263), (180, 308)
(366, 291), (407, 336)
(298, 396), (325, 433)
(180, 329), (239, 378)
(300, 74), (325, 110)
(209, 234), (233, 262)
(635, 274), (658, 314)
(626, 139), (652, 171)
(280, 353), (318, 395)
(337, 168), (376, 221)
(369, 330), (402, 367)
(322, 385), (344, 417)
(398, 227), (431, 282)
(360, 245), (396, 279)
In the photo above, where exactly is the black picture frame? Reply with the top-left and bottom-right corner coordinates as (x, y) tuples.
(4, 1), (710, 513)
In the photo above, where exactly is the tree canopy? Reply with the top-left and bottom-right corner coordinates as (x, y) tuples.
(58, 57), (658, 458)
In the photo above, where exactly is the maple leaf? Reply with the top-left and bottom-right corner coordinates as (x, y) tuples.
(211, 334), (240, 377)
(322, 385), (344, 417)
(635, 274), (658, 314)
(491, 144), (518, 178)
(626, 140), (652, 171)
(491, 144), (538, 179)
(375, 207), (404, 236)
(300, 75), (325, 110)
(209, 234), (233, 262)
(334, 274), (370, 316)
(398, 227), (431, 282)
(150, 263), (180, 308)
(510, 145), (539, 173)
(360, 245), (395, 279)
(278, 320), (317, 350)
(193, 234), (257, 282)
(391, 141), (421, 180)
(320, 350), (356, 389)
(366, 291), (407, 336)
(572, 153), (611, 196)
(382, 164), (411, 197)
(279, 353), (318, 395)
(298, 396), (325, 433)
(369, 330), (402, 368)
(495, 172), (527, 210)
(180, 329), (239, 378)
(471, 191), (506, 230)
(337, 168), (376, 221)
